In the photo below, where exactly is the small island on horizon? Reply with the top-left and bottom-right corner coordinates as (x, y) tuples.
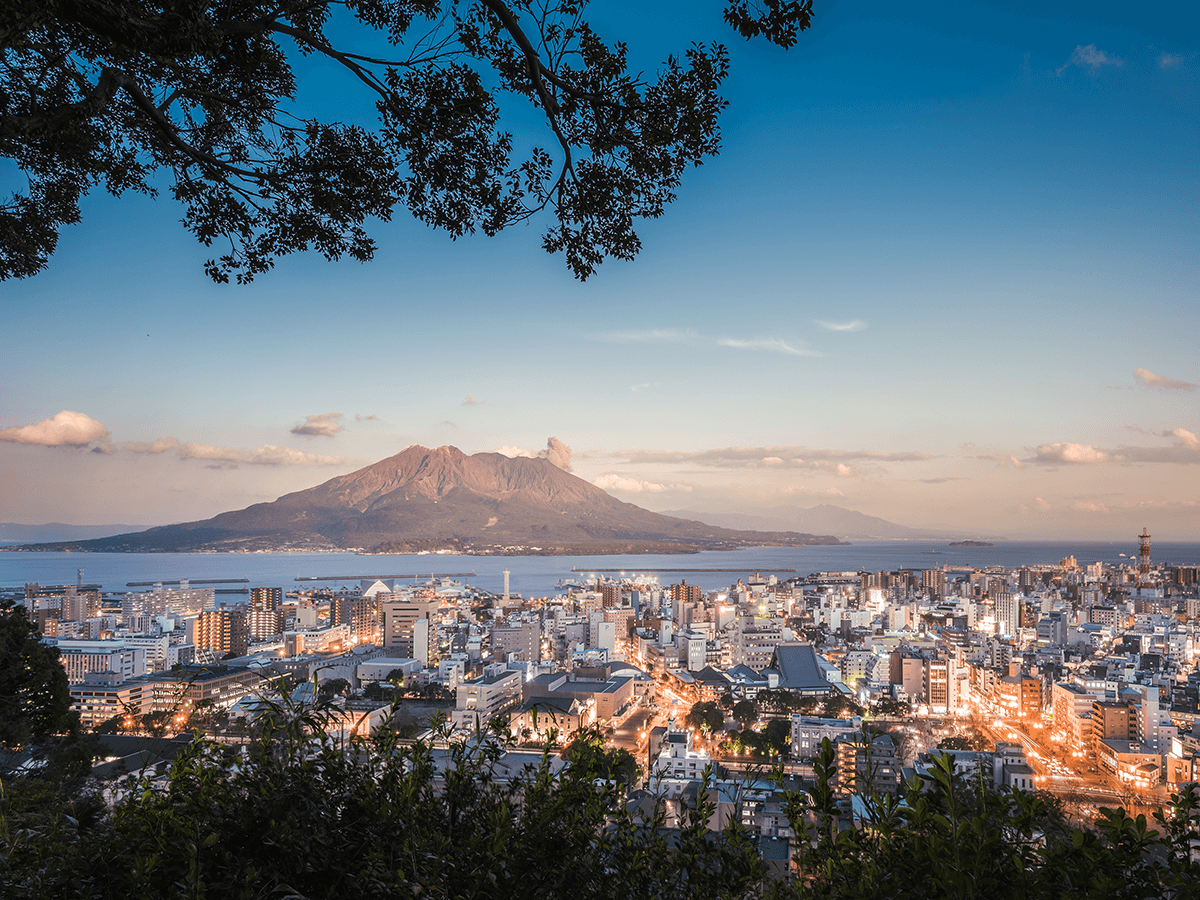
(948, 540), (994, 547)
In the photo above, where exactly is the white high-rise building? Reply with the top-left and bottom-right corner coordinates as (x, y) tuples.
(122, 586), (214, 621)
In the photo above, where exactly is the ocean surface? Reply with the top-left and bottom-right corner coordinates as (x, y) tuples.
(3, 541), (1198, 599)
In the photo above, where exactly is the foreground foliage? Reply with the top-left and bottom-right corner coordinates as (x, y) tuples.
(790, 747), (1200, 900)
(1, 704), (1197, 900)
(0, 602), (75, 768)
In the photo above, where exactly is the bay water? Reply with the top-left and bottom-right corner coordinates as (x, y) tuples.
(3, 540), (1198, 599)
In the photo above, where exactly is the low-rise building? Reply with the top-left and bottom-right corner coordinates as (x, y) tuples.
(150, 665), (264, 713)
(1097, 739), (1161, 787)
(284, 624), (349, 657)
(452, 663), (521, 732)
(997, 674), (1042, 720)
(70, 672), (155, 728)
(510, 695), (595, 742)
(791, 716), (862, 760)
(523, 667), (635, 723)
(834, 730), (900, 795)
(651, 726), (713, 781)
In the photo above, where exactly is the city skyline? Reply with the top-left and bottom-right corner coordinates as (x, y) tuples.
(2, 0), (1197, 540)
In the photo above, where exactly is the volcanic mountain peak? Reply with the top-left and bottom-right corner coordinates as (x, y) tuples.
(306, 444), (593, 511)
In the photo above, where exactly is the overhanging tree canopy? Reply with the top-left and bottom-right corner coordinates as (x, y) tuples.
(1, 0), (813, 283)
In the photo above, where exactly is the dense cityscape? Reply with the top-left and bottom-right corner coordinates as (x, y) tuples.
(8, 528), (1199, 836)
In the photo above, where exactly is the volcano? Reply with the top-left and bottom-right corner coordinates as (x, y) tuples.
(21, 445), (847, 554)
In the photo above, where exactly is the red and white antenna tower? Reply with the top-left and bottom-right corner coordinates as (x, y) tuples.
(1137, 528), (1152, 588)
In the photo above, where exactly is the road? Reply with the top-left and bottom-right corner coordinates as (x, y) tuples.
(612, 707), (656, 752)
(977, 718), (1173, 814)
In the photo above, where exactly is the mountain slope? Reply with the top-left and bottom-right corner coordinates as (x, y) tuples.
(660, 504), (920, 539)
(18, 445), (847, 554)
(0, 522), (147, 544)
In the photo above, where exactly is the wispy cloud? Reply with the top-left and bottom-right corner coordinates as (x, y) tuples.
(778, 485), (845, 498)
(815, 319), (867, 332)
(597, 328), (814, 357)
(631, 383), (651, 392)
(291, 412), (344, 437)
(593, 473), (691, 494)
(0, 410), (110, 448)
(606, 445), (933, 471)
(1074, 500), (1109, 513)
(496, 436), (573, 471)
(125, 437), (345, 467)
(717, 337), (815, 356)
(355, 413), (379, 421)
(125, 437), (183, 454)
(1116, 429), (1200, 464)
(176, 443), (345, 467)
(1160, 53), (1183, 69)
(1133, 367), (1195, 391)
(597, 328), (696, 343)
(462, 395), (488, 406)
(1057, 44), (1123, 76)
(1133, 498), (1197, 509)
(980, 454), (1027, 469)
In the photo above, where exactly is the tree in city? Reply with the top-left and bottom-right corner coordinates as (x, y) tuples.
(937, 728), (987, 752)
(870, 696), (910, 718)
(317, 677), (351, 700)
(561, 727), (639, 787)
(761, 717), (790, 757)
(183, 696), (218, 731)
(824, 694), (862, 718)
(731, 698), (757, 730)
(140, 709), (176, 738)
(2, 0), (814, 283)
(937, 734), (973, 751)
(685, 700), (725, 736)
(756, 688), (789, 712)
(362, 679), (390, 701)
(758, 689), (820, 715)
(399, 681), (453, 702)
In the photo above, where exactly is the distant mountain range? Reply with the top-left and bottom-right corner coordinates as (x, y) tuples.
(0, 522), (147, 545)
(14, 445), (848, 554)
(659, 504), (941, 540)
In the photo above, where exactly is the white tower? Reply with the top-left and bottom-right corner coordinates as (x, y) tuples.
(503, 569), (510, 603)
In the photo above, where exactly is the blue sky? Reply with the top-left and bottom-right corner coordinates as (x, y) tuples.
(2, 0), (1197, 539)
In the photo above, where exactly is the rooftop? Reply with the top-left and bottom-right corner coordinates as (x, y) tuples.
(772, 644), (833, 691)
